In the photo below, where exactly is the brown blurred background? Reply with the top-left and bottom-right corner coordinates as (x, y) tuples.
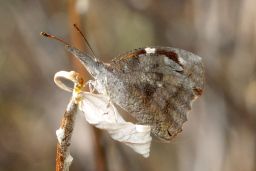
(0, 0), (256, 171)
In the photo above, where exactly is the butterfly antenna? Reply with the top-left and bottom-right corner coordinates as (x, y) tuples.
(73, 24), (96, 57)
(40, 32), (70, 46)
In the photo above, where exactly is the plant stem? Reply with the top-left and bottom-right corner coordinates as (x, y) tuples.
(56, 97), (78, 171)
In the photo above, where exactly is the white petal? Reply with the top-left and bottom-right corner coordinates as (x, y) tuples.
(79, 92), (152, 157)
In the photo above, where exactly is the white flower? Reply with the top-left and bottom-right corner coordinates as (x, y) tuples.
(54, 71), (152, 157)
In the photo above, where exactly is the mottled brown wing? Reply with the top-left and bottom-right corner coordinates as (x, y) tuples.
(106, 47), (204, 141)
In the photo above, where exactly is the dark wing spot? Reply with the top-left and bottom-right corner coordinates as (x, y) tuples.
(136, 49), (147, 56)
(193, 88), (203, 96)
(156, 49), (183, 67)
(143, 84), (156, 97)
(167, 130), (173, 137)
(155, 72), (164, 81)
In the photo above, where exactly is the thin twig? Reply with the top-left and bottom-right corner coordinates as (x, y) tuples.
(55, 97), (78, 171)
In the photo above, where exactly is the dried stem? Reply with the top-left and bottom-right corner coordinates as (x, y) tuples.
(55, 97), (78, 171)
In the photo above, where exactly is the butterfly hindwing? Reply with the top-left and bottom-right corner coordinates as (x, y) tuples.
(105, 47), (204, 141)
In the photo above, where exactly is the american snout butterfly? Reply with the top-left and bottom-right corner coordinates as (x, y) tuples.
(41, 26), (204, 142)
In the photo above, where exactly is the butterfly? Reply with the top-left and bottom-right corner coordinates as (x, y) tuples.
(42, 28), (204, 142)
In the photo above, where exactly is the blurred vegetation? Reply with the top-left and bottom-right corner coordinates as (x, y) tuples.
(0, 0), (256, 171)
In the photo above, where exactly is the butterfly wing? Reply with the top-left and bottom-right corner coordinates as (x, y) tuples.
(105, 47), (204, 141)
